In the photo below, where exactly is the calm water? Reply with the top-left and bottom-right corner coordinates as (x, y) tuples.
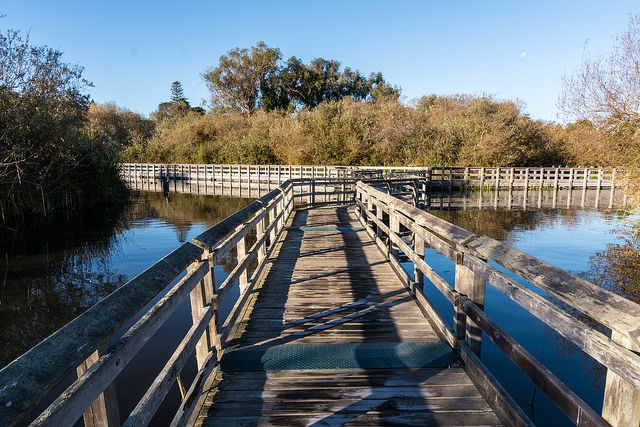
(1, 188), (638, 425)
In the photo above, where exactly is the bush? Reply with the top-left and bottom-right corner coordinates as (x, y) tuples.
(124, 95), (569, 168)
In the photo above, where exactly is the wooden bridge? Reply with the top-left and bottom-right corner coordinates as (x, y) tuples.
(1, 176), (639, 427)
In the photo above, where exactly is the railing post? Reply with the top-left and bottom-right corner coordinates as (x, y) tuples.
(77, 348), (120, 427)
(609, 168), (616, 209)
(602, 331), (640, 426)
(269, 202), (278, 247)
(236, 236), (249, 293)
(597, 168), (603, 190)
(389, 208), (399, 259)
(189, 257), (216, 369)
(454, 252), (486, 356)
(413, 233), (425, 287)
(256, 210), (267, 265)
(276, 195), (285, 235)
(365, 193), (374, 231)
(569, 168), (574, 188)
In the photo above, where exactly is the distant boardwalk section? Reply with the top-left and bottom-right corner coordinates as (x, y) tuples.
(120, 163), (623, 190)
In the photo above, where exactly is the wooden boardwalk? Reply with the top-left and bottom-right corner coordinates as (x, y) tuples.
(195, 206), (501, 426)
(6, 177), (638, 427)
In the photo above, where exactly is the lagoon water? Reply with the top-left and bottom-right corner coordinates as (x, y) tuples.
(0, 189), (637, 425)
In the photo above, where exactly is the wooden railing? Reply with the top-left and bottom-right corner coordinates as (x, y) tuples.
(355, 181), (640, 427)
(0, 179), (314, 426)
(120, 163), (622, 189)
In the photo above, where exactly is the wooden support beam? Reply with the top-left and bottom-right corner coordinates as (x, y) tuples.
(76, 349), (120, 427)
(413, 233), (425, 287)
(602, 330), (640, 427)
(389, 208), (400, 259)
(189, 259), (214, 371)
(236, 236), (249, 293)
(454, 253), (486, 356)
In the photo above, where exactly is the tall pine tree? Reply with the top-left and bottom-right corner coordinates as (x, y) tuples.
(170, 81), (186, 103)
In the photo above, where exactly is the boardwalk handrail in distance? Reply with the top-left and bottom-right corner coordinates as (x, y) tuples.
(120, 163), (623, 190)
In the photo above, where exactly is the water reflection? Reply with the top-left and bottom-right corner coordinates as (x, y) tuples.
(2, 186), (638, 426)
(426, 187), (627, 212)
(0, 192), (251, 370)
(589, 220), (640, 303)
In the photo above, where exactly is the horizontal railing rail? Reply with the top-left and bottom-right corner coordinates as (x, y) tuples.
(120, 163), (625, 190)
(355, 181), (640, 427)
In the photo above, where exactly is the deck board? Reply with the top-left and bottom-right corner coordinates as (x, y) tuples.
(196, 206), (500, 426)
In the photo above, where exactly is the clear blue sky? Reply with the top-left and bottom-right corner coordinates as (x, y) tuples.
(2, 1), (637, 121)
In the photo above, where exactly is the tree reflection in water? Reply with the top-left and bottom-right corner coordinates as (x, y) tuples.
(589, 217), (640, 304)
(0, 191), (251, 368)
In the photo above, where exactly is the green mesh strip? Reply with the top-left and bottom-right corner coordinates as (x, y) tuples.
(287, 226), (365, 232)
(221, 342), (458, 372)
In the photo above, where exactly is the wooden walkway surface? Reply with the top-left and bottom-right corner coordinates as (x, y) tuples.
(196, 206), (501, 426)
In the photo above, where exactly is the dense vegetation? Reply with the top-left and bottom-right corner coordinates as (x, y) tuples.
(0, 30), (127, 223)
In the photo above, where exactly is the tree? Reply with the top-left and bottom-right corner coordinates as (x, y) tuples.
(85, 102), (155, 148)
(559, 13), (640, 200)
(559, 13), (640, 128)
(273, 58), (398, 109)
(203, 42), (281, 114)
(203, 42), (399, 113)
(170, 81), (186, 103)
(0, 29), (125, 219)
(151, 81), (204, 122)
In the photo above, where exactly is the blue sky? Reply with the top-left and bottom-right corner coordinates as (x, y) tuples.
(2, 1), (637, 121)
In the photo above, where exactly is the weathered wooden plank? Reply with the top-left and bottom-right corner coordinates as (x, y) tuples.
(463, 253), (640, 390)
(455, 258), (486, 355)
(459, 342), (533, 427)
(76, 348), (120, 427)
(170, 354), (220, 427)
(0, 242), (203, 426)
(602, 332), (640, 427)
(193, 184), (290, 251)
(195, 205), (504, 426)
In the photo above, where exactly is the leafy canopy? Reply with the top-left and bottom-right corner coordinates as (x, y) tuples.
(203, 41), (399, 114)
